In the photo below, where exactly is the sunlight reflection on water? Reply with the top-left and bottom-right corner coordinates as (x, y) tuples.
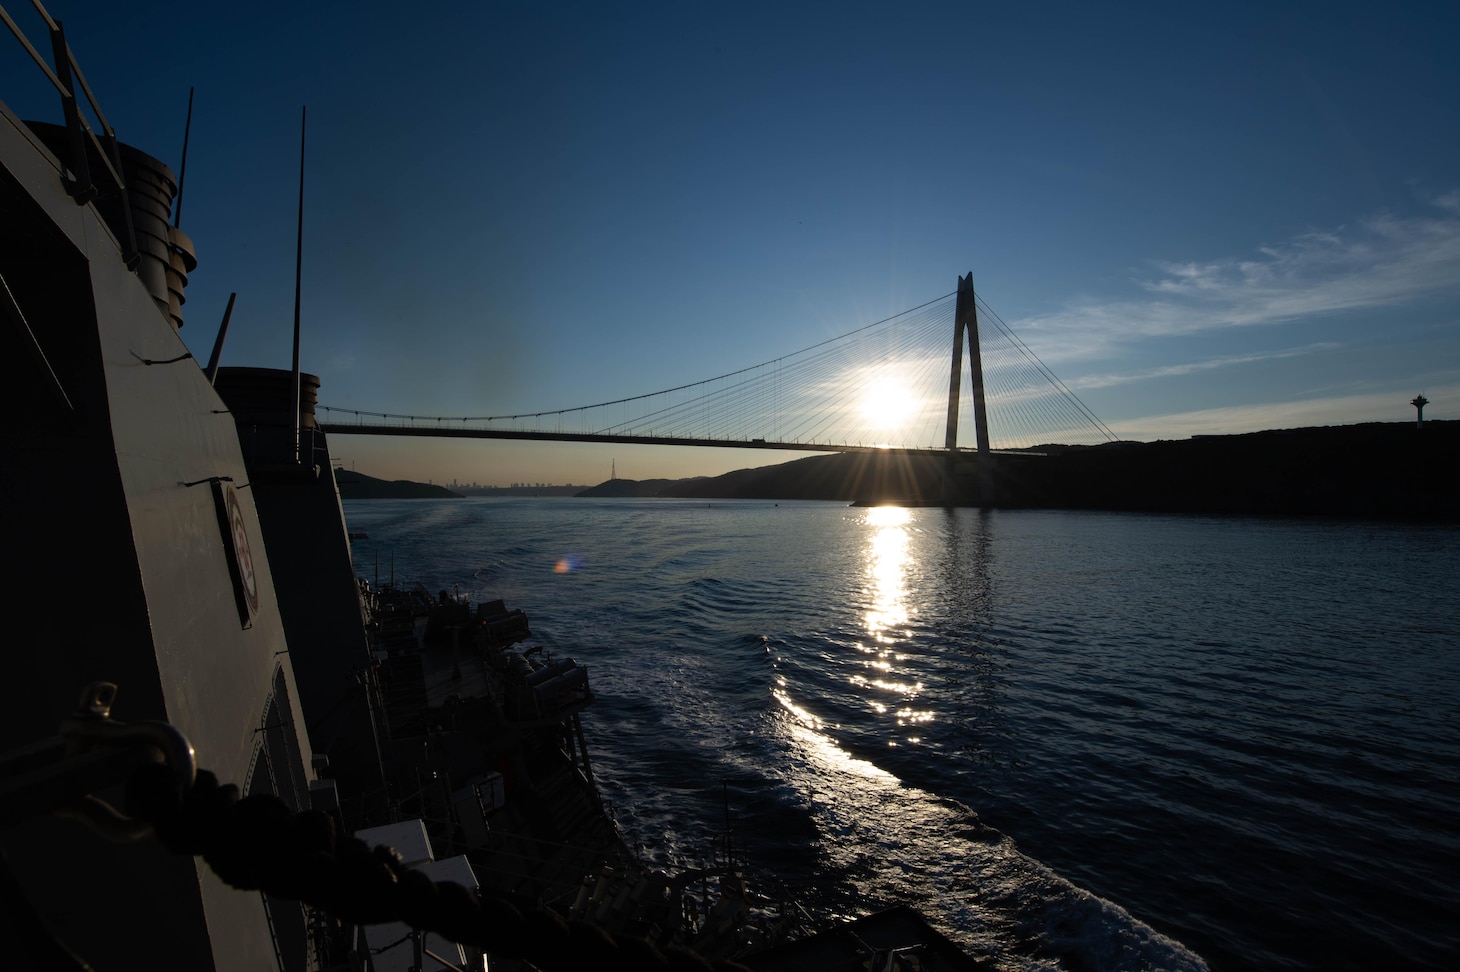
(771, 709), (1203, 972)
(863, 505), (912, 644)
(859, 506), (926, 738)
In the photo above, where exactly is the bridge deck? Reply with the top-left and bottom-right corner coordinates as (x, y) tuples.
(318, 423), (983, 458)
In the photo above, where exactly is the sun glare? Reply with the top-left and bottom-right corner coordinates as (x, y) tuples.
(859, 377), (919, 430)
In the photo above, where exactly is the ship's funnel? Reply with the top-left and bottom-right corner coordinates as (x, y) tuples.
(213, 367), (322, 468)
(23, 121), (196, 328)
(213, 367), (321, 429)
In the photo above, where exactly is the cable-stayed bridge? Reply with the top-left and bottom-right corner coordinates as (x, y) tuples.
(318, 275), (1117, 458)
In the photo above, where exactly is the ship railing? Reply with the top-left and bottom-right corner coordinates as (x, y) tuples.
(1, 1), (139, 266)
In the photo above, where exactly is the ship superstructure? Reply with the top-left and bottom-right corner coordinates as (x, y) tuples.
(0, 9), (984, 971)
(1, 6), (318, 970)
(0, 10), (668, 969)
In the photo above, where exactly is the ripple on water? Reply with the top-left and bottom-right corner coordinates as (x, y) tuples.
(344, 500), (1460, 972)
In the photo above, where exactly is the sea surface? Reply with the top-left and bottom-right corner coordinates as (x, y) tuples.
(340, 498), (1460, 971)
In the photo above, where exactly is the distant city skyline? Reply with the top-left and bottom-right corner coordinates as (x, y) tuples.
(3, 1), (1456, 484)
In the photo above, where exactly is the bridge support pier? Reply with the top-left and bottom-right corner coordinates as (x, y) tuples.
(943, 272), (991, 505)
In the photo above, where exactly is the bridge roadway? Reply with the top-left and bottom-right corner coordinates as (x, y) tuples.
(318, 422), (969, 458)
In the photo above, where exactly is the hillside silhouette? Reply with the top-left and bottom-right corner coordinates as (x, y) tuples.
(578, 421), (1457, 519)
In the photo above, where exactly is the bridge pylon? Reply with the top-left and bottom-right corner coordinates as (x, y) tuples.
(943, 272), (991, 504)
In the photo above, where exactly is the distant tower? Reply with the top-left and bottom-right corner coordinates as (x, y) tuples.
(942, 272), (991, 505)
(1411, 393), (1429, 428)
(611, 459), (616, 481)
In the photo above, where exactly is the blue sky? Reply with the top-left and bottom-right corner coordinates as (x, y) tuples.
(5, 1), (1458, 484)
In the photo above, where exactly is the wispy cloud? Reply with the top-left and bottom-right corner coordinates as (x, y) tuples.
(1069, 343), (1344, 391)
(1431, 190), (1460, 215)
(1013, 196), (1460, 362)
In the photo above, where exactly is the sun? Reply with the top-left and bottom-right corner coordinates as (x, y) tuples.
(859, 377), (918, 430)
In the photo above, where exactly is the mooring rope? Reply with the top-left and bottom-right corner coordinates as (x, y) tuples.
(122, 763), (750, 972)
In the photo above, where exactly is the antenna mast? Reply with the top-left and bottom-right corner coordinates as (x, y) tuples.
(292, 106), (306, 464)
(173, 87), (194, 228)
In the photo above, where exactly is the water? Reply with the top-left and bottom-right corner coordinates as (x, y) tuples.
(341, 498), (1460, 971)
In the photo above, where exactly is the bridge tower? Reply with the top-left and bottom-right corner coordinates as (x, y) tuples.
(943, 272), (991, 503)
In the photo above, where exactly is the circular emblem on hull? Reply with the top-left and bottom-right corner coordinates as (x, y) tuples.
(226, 486), (260, 614)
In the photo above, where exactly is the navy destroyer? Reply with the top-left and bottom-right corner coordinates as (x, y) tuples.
(0, 7), (984, 970)
(0, 7), (644, 968)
